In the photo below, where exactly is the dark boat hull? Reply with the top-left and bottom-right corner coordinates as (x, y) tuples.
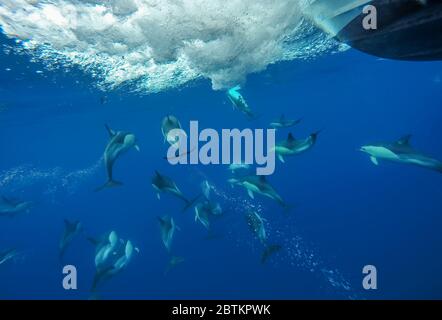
(308, 0), (442, 61)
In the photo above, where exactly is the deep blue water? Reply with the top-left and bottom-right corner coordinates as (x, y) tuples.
(1, 34), (442, 300)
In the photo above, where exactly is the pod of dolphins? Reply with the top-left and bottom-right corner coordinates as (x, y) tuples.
(2, 89), (442, 297)
(2, 1), (442, 296)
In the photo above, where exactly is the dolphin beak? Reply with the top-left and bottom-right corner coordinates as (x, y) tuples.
(134, 145), (140, 152)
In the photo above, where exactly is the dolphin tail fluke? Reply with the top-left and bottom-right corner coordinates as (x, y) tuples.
(91, 273), (100, 292)
(261, 244), (282, 264)
(279, 201), (294, 214)
(182, 194), (201, 212)
(164, 256), (185, 276)
(88, 292), (101, 300)
(246, 111), (260, 121)
(95, 180), (123, 192)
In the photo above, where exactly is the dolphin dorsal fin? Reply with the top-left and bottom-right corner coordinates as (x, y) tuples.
(287, 133), (296, 143)
(87, 237), (100, 246)
(64, 219), (73, 228)
(105, 124), (116, 138)
(396, 135), (412, 146)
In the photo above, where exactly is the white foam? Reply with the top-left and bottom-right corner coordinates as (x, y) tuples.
(0, 0), (342, 93)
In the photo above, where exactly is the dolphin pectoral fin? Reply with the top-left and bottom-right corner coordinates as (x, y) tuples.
(194, 207), (199, 222)
(278, 154), (285, 163)
(157, 193), (161, 200)
(134, 145), (140, 152)
(370, 156), (379, 166)
(247, 189), (255, 199)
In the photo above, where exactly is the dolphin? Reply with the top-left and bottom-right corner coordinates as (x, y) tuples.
(227, 85), (255, 118)
(152, 171), (197, 211)
(158, 216), (178, 252)
(165, 256), (185, 275)
(194, 200), (223, 230)
(228, 163), (251, 174)
(245, 210), (282, 263)
(0, 248), (19, 266)
(88, 231), (122, 271)
(92, 240), (135, 291)
(246, 210), (267, 245)
(59, 220), (82, 260)
(273, 132), (320, 163)
(228, 175), (288, 208)
(96, 124), (140, 191)
(360, 135), (442, 173)
(89, 231), (137, 291)
(0, 196), (32, 218)
(201, 180), (214, 200)
(161, 115), (182, 145)
(270, 115), (301, 129)
(261, 244), (282, 264)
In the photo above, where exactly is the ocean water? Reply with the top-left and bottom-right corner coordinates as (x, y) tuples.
(1, 1), (442, 300)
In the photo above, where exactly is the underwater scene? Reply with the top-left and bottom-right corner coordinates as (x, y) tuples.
(1, 0), (442, 300)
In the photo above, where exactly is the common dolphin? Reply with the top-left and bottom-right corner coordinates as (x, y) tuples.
(96, 124), (140, 191)
(0, 196), (32, 218)
(152, 171), (197, 211)
(201, 180), (215, 200)
(273, 132), (320, 163)
(89, 231), (137, 291)
(161, 115), (182, 145)
(165, 256), (185, 275)
(0, 248), (19, 266)
(92, 231), (120, 270)
(360, 135), (442, 173)
(246, 210), (267, 245)
(228, 163), (251, 174)
(270, 115), (301, 129)
(59, 220), (82, 260)
(92, 240), (135, 291)
(245, 210), (281, 263)
(228, 175), (288, 208)
(305, 0), (442, 61)
(194, 200), (223, 230)
(158, 216), (178, 252)
(227, 85), (255, 118)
